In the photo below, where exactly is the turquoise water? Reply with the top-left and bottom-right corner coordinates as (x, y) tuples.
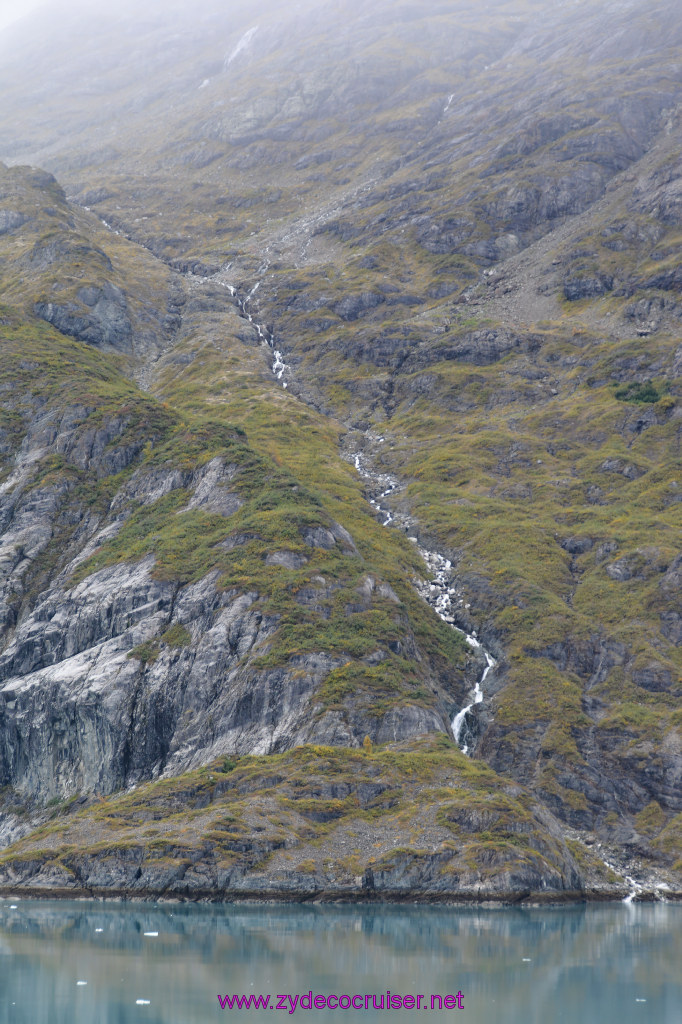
(0, 899), (679, 1022)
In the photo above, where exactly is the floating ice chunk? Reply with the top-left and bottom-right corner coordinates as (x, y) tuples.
(136, 999), (151, 1005)
(143, 931), (158, 937)
(77, 980), (88, 986)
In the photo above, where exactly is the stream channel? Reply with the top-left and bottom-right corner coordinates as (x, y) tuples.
(77, 212), (496, 753)
(348, 447), (496, 755)
(222, 270), (497, 756)
(79, 215), (496, 752)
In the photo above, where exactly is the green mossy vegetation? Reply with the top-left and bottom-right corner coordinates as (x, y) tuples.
(161, 623), (192, 647)
(613, 380), (666, 404)
(0, 736), (581, 888)
(127, 640), (160, 665)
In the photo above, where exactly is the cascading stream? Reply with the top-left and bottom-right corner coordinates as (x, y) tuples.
(598, 848), (648, 904)
(351, 449), (496, 755)
(187, 267), (290, 387)
(218, 267), (291, 388)
(192, 268), (494, 753)
(215, 275), (497, 749)
(81, 209), (291, 390)
(80, 214), (488, 749)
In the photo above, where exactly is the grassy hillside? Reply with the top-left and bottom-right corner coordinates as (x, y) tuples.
(0, 0), (679, 893)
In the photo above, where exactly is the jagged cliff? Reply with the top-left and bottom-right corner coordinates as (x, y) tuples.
(0, 0), (679, 900)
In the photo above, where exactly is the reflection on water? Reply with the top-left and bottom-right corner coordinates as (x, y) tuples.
(0, 899), (679, 1022)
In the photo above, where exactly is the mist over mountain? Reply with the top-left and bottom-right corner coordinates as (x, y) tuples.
(0, 0), (679, 901)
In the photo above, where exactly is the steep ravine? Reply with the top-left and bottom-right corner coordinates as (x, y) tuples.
(165, 257), (504, 762)
(158, 269), (678, 900)
(347, 445), (497, 757)
(75, 208), (292, 393)
(204, 269), (496, 753)
(219, 265), (292, 388)
(195, 266), (497, 753)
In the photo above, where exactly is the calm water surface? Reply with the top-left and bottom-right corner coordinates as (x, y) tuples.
(0, 899), (679, 1023)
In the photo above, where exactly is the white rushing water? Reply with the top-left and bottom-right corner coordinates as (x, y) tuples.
(599, 848), (648, 904)
(351, 449), (496, 754)
(185, 267), (291, 387)
(81, 206), (122, 236)
(217, 268), (290, 388)
(226, 26), (259, 66)
(88, 205), (290, 389)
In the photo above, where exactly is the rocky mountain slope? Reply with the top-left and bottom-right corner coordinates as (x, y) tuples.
(0, 0), (679, 900)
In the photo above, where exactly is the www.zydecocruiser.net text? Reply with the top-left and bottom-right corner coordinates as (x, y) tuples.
(218, 991), (465, 1012)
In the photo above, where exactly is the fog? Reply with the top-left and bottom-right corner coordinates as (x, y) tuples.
(0, 0), (672, 179)
(0, 0), (45, 30)
(0, 0), (634, 28)
(0, 0), (648, 49)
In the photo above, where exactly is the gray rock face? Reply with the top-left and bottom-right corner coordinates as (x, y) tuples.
(265, 551), (308, 569)
(661, 554), (682, 593)
(0, 399), (145, 638)
(660, 612), (682, 646)
(303, 526), (336, 549)
(0, 404), (289, 799)
(0, 392), (461, 805)
(0, 209), (28, 234)
(35, 282), (132, 351)
(0, 558), (175, 798)
(600, 458), (645, 480)
(437, 328), (523, 366)
(0, 552), (351, 798)
(563, 275), (613, 301)
(0, 839), (583, 900)
(632, 662), (674, 693)
(334, 291), (385, 321)
(561, 536), (593, 555)
(0, 528), (457, 801)
(605, 557), (636, 582)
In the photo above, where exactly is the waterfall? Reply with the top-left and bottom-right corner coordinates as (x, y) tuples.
(220, 270), (290, 388)
(350, 449), (496, 754)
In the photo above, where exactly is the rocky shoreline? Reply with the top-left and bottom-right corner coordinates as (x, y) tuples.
(0, 884), (679, 906)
